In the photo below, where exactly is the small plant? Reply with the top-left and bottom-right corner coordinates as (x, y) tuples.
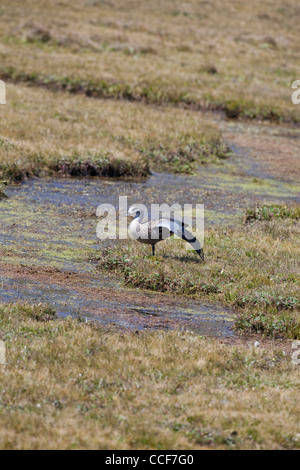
(243, 204), (300, 224)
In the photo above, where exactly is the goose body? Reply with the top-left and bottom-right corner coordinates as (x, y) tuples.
(127, 206), (204, 261)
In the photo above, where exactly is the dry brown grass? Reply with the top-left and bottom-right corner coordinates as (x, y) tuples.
(0, 0), (299, 121)
(0, 83), (224, 180)
(0, 303), (299, 450)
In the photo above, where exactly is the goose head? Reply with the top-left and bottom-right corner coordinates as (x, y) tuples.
(127, 205), (141, 219)
(127, 204), (148, 221)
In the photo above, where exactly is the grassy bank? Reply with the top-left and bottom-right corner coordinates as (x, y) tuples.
(98, 204), (300, 339)
(2, 66), (298, 124)
(0, 0), (299, 123)
(0, 83), (226, 182)
(0, 302), (299, 450)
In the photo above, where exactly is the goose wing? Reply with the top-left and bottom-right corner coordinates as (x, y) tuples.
(169, 217), (189, 227)
(155, 218), (183, 233)
(149, 219), (204, 261)
(147, 218), (183, 239)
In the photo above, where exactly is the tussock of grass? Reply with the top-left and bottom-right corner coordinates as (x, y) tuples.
(98, 207), (300, 338)
(50, 154), (148, 178)
(0, 302), (299, 450)
(222, 98), (284, 122)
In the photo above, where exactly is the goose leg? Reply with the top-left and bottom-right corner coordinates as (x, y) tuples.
(152, 245), (155, 256)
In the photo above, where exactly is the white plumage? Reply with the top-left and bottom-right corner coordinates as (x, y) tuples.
(127, 205), (204, 260)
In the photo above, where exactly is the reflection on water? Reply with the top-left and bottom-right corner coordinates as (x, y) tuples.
(1, 276), (234, 336)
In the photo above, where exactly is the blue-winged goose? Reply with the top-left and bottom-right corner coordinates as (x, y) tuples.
(127, 205), (204, 261)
